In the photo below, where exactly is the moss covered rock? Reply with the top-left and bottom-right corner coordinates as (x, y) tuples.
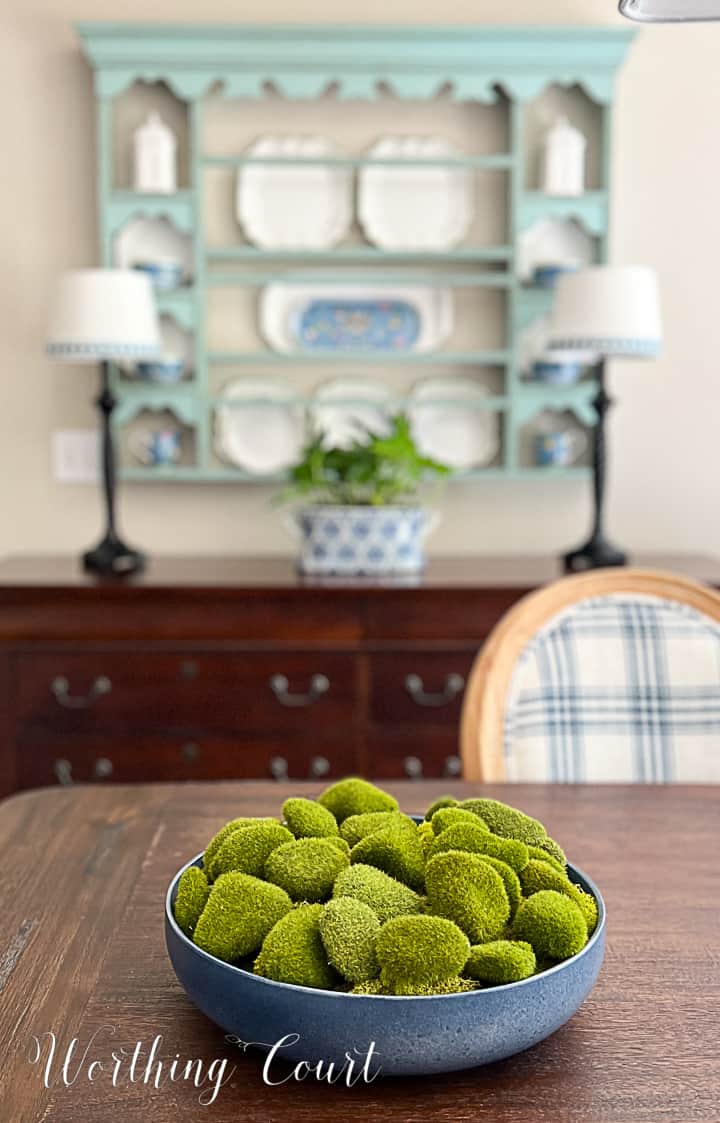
(193, 872), (292, 962)
(333, 863), (422, 923)
(254, 904), (337, 989)
(475, 856), (522, 918)
(264, 837), (349, 902)
(425, 850), (510, 944)
(423, 795), (459, 821)
(416, 820), (436, 859)
(203, 817), (277, 879)
(465, 940), (536, 984)
(512, 890), (588, 961)
(210, 821), (294, 880)
(520, 860), (598, 934)
(282, 797), (339, 839)
(459, 798), (547, 847)
(429, 823), (529, 873)
(319, 897), (380, 983)
(350, 826), (425, 891)
(526, 844), (566, 875)
(317, 778), (398, 823)
(376, 915), (470, 989)
(340, 810), (416, 848)
(325, 835), (351, 857)
(352, 975), (477, 996)
(430, 806), (488, 836)
(538, 836), (567, 869)
(174, 866), (210, 937)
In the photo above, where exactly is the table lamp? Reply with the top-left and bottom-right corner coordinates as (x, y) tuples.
(549, 265), (662, 572)
(47, 269), (161, 576)
(620, 0), (720, 19)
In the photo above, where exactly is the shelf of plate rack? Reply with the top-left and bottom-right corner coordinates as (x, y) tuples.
(77, 22), (635, 484)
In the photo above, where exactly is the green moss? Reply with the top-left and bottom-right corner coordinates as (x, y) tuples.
(465, 940), (536, 985)
(376, 915), (470, 988)
(203, 817), (277, 878)
(350, 827), (425, 891)
(459, 798), (547, 847)
(193, 872), (292, 962)
(319, 897), (381, 983)
(282, 797), (339, 839)
(349, 978), (385, 995)
(264, 837), (349, 902)
(429, 823), (529, 873)
(340, 810), (416, 847)
(425, 851), (510, 944)
(431, 807), (488, 836)
(387, 976), (478, 996)
(423, 795), (459, 821)
(174, 866), (210, 937)
(538, 836), (567, 869)
(417, 821), (436, 859)
(333, 863), (422, 923)
(520, 860), (597, 934)
(475, 856), (522, 918)
(254, 904), (337, 989)
(317, 778), (398, 823)
(512, 890), (588, 961)
(526, 845), (566, 875)
(210, 821), (294, 880)
(326, 835), (351, 857)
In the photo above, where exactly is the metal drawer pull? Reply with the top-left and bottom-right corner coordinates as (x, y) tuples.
(403, 756), (424, 779)
(444, 754), (463, 778)
(94, 757), (114, 780)
(181, 741), (200, 762)
(269, 673), (330, 708)
(309, 755), (330, 778)
(54, 759), (73, 786)
(404, 672), (465, 708)
(270, 756), (289, 781)
(50, 675), (112, 710)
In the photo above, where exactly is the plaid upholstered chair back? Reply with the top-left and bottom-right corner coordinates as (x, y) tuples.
(460, 572), (720, 783)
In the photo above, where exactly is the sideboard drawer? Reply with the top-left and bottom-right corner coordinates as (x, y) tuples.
(14, 651), (357, 739)
(365, 730), (464, 782)
(17, 736), (356, 787)
(369, 651), (475, 726)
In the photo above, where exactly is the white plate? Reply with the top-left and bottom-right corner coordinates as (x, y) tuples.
(309, 379), (393, 449)
(236, 136), (353, 249)
(213, 379), (305, 475)
(408, 377), (500, 470)
(260, 283), (454, 355)
(358, 137), (475, 251)
(518, 218), (594, 284)
(114, 216), (193, 282)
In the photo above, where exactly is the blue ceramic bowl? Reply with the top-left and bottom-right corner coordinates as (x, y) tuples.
(532, 264), (577, 289)
(165, 836), (605, 1077)
(532, 360), (583, 385)
(133, 260), (184, 291)
(136, 356), (186, 383)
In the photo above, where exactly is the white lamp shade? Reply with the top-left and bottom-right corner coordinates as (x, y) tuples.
(47, 269), (161, 362)
(620, 0), (720, 20)
(549, 265), (662, 359)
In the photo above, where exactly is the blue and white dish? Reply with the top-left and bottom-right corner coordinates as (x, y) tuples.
(532, 263), (577, 289)
(130, 426), (183, 467)
(133, 259), (184, 291)
(532, 359), (583, 385)
(136, 355), (185, 383)
(286, 504), (437, 576)
(297, 299), (420, 352)
(165, 847), (606, 1077)
(534, 428), (587, 468)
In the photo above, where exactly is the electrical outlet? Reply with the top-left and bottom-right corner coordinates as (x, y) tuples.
(52, 429), (100, 484)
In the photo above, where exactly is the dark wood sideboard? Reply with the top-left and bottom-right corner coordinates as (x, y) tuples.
(1, 553), (718, 798)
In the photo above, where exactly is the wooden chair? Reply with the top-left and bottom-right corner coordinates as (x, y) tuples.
(460, 569), (720, 782)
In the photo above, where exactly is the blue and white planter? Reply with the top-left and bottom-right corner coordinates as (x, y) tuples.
(286, 505), (439, 576)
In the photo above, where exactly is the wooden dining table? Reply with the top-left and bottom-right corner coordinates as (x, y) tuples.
(0, 781), (717, 1123)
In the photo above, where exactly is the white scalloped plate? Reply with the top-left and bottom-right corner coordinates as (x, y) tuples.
(358, 137), (475, 250)
(518, 218), (594, 284)
(259, 283), (454, 355)
(408, 377), (500, 470)
(236, 136), (353, 249)
(308, 379), (393, 449)
(213, 379), (305, 475)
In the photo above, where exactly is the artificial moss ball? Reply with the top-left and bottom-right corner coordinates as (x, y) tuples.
(282, 797), (339, 839)
(526, 844), (566, 876)
(466, 940), (536, 984)
(333, 863), (422, 923)
(417, 820), (436, 859)
(254, 904), (336, 989)
(459, 798), (547, 847)
(520, 860), (598, 934)
(319, 897), (381, 983)
(512, 890), (588, 961)
(423, 795), (459, 821)
(325, 835), (351, 857)
(351, 975), (477, 996)
(538, 836), (568, 869)
(317, 777), (398, 823)
(174, 866), (210, 937)
(350, 826), (425, 891)
(431, 806), (488, 836)
(425, 851), (510, 944)
(376, 915), (470, 988)
(340, 810), (416, 848)
(264, 837), (349, 902)
(193, 872), (292, 962)
(475, 856), (522, 918)
(203, 817), (277, 879)
(210, 821), (294, 880)
(429, 823), (529, 874)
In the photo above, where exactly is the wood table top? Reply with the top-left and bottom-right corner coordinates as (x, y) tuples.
(1, 781), (717, 1122)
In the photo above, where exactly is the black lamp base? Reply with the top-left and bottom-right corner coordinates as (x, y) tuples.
(83, 534), (145, 577)
(564, 535), (627, 573)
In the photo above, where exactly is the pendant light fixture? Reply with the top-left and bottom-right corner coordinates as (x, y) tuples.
(620, 0), (720, 20)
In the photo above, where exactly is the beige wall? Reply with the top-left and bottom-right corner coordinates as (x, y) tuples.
(2, 1), (719, 560)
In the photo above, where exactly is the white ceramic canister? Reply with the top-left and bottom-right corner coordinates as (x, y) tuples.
(133, 112), (177, 195)
(541, 117), (587, 198)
